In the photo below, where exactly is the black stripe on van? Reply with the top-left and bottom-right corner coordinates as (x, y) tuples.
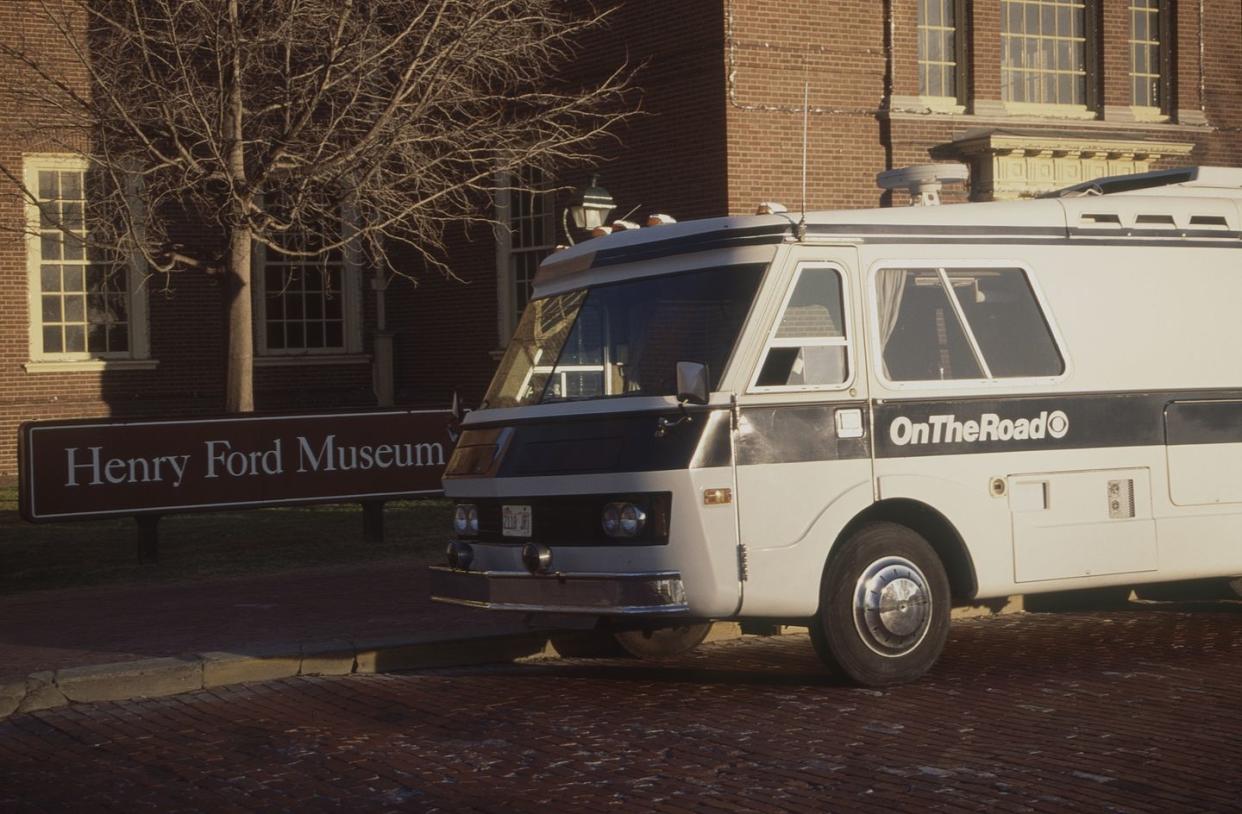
(873, 391), (1242, 459)
(591, 224), (790, 268)
(805, 223), (1242, 242)
(734, 402), (870, 465)
(485, 408), (720, 477)
(454, 390), (1242, 477)
(1165, 400), (1242, 446)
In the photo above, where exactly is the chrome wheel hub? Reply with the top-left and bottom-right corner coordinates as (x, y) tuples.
(853, 556), (933, 657)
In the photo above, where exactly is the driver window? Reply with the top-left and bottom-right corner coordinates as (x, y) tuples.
(752, 266), (850, 390)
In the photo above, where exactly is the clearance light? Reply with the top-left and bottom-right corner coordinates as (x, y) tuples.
(703, 488), (733, 506)
(756, 202), (788, 215)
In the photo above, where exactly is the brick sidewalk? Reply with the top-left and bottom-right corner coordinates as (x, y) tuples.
(4, 610), (1242, 812)
(0, 560), (528, 682)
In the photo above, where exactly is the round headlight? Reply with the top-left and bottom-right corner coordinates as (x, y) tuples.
(603, 502), (646, 538)
(453, 504), (478, 536)
(619, 504), (646, 536)
(601, 503), (621, 536)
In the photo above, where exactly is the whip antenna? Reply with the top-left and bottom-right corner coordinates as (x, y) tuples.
(797, 81), (809, 241)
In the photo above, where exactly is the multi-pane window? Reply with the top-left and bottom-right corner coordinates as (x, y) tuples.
(31, 164), (130, 357)
(918, 0), (960, 98)
(1001, 0), (1088, 105)
(262, 229), (346, 353)
(1131, 0), (1162, 108)
(506, 167), (555, 329)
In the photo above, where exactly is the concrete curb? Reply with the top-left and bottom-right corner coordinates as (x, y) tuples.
(0, 628), (559, 721)
(0, 601), (1023, 721)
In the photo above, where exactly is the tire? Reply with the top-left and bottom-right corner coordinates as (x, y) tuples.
(614, 622), (713, 659)
(810, 522), (951, 687)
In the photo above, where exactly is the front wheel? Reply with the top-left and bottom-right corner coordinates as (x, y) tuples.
(614, 622), (713, 659)
(810, 522), (951, 686)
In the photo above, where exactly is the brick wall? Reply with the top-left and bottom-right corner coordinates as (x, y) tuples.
(724, 0), (889, 213)
(3, 0), (1242, 476)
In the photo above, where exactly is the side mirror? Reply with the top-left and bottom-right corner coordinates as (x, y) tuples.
(675, 361), (709, 405)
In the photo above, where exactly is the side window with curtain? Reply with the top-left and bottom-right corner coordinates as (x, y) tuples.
(876, 267), (1064, 383)
(752, 266), (850, 390)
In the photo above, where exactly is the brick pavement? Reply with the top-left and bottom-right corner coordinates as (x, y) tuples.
(0, 561), (528, 681)
(2, 607), (1240, 813)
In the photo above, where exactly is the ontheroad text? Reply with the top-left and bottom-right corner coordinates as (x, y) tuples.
(889, 410), (1070, 447)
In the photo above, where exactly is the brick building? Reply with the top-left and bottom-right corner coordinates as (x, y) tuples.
(2, 0), (1240, 476)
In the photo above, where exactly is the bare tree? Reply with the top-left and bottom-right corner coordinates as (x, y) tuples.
(1, 0), (631, 411)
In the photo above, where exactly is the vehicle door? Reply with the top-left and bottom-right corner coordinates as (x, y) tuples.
(732, 245), (872, 617)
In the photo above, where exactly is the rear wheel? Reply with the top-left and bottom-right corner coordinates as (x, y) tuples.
(811, 522), (950, 686)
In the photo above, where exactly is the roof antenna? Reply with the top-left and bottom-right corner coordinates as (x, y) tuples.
(797, 80), (809, 241)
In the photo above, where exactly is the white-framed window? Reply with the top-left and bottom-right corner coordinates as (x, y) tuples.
(1130, 0), (1166, 110)
(750, 265), (852, 393)
(873, 265), (1065, 386)
(1001, 0), (1090, 107)
(918, 0), (966, 101)
(252, 202), (363, 357)
(23, 155), (151, 368)
(495, 166), (555, 345)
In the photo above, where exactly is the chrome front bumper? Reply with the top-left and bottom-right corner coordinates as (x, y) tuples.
(428, 566), (690, 615)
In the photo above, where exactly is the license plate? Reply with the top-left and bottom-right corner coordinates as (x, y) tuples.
(502, 504), (532, 538)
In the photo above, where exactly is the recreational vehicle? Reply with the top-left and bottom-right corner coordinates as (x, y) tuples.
(430, 166), (1242, 685)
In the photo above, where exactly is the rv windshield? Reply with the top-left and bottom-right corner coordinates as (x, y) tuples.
(484, 264), (767, 407)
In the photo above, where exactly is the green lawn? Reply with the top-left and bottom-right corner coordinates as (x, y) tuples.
(0, 484), (450, 595)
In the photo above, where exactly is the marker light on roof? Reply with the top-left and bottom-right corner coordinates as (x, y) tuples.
(756, 202), (788, 215)
(647, 214), (677, 226)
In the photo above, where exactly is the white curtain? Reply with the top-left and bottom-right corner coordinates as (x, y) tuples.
(875, 269), (908, 378)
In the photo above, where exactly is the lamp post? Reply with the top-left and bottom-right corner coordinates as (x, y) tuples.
(562, 174), (615, 245)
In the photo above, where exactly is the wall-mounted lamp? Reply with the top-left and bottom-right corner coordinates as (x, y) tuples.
(563, 174), (615, 244)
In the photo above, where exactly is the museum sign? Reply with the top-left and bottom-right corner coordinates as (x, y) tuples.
(19, 409), (454, 521)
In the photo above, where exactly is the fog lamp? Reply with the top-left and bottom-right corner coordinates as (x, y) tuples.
(446, 540), (474, 570)
(521, 542), (553, 575)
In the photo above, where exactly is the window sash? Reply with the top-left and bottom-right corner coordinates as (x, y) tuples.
(1130, 0), (1163, 109)
(917, 0), (961, 99)
(1000, 0), (1089, 106)
(25, 157), (139, 361)
(497, 167), (555, 342)
(252, 199), (361, 356)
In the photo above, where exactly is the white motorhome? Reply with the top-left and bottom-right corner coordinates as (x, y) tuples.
(431, 166), (1242, 685)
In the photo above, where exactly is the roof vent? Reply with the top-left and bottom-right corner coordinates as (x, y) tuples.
(876, 163), (970, 206)
(1190, 214), (1230, 229)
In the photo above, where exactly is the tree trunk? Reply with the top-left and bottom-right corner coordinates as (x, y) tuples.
(223, 0), (252, 414)
(225, 225), (253, 413)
